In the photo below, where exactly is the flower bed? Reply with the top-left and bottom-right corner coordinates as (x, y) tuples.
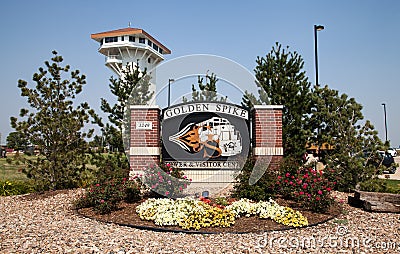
(136, 197), (308, 230)
(77, 195), (341, 233)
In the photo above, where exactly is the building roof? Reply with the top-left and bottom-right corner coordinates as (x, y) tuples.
(91, 27), (171, 54)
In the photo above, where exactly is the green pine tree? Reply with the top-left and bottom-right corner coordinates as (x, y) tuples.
(183, 73), (227, 102)
(310, 85), (386, 190)
(91, 63), (152, 180)
(10, 51), (95, 191)
(255, 42), (313, 159)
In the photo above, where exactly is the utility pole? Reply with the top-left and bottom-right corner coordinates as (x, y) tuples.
(382, 103), (388, 142)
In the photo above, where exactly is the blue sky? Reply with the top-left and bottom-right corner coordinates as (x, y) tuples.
(1, 0), (399, 146)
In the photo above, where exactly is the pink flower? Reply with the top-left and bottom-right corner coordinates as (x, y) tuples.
(302, 183), (308, 189)
(277, 176), (282, 180)
(166, 163), (171, 167)
(299, 191), (304, 195)
(100, 199), (105, 203)
(316, 196), (321, 201)
(285, 173), (290, 177)
(165, 191), (170, 195)
(318, 190), (323, 195)
(179, 187), (183, 191)
(95, 183), (100, 187)
(183, 175), (187, 179)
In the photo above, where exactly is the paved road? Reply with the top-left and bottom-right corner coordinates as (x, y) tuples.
(391, 156), (400, 180)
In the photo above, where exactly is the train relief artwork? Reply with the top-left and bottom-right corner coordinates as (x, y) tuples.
(162, 102), (250, 170)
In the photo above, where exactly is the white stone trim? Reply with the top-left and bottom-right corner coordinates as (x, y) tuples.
(130, 105), (161, 110)
(130, 147), (161, 155)
(253, 105), (284, 110)
(253, 147), (283, 156)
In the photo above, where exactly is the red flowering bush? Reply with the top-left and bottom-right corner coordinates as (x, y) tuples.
(275, 167), (336, 212)
(135, 163), (191, 198)
(75, 177), (141, 214)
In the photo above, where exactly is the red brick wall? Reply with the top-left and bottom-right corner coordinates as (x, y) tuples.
(130, 107), (160, 147)
(252, 105), (284, 169)
(129, 155), (160, 171)
(252, 107), (283, 147)
(129, 106), (160, 171)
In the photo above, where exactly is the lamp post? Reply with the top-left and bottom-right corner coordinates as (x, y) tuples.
(382, 103), (388, 142)
(168, 78), (175, 107)
(314, 25), (324, 86)
(314, 25), (324, 160)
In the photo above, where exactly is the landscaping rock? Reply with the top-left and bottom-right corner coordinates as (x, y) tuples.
(0, 190), (399, 253)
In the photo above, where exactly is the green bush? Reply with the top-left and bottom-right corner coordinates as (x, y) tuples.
(0, 180), (34, 196)
(232, 157), (276, 201)
(74, 177), (142, 214)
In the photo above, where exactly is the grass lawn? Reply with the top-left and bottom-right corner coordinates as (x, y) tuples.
(0, 157), (28, 181)
(383, 178), (400, 193)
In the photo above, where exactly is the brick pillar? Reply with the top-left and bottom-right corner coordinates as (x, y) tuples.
(252, 105), (283, 170)
(129, 105), (161, 172)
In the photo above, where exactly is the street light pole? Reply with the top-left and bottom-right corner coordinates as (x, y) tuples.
(314, 25), (324, 160)
(168, 78), (174, 107)
(314, 25), (324, 86)
(382, 103), (388, 142)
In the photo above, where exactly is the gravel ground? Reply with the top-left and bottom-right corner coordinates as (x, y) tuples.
(1, 190), (399, 254)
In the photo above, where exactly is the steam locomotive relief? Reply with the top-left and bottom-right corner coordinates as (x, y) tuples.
(169, 117), (242, 158)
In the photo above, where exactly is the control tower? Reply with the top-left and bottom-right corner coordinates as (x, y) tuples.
(91, 27), (171, 104)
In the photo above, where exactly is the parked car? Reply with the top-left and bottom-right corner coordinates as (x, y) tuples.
(387, 148), (397, 157)
(378, 151), (397, 174)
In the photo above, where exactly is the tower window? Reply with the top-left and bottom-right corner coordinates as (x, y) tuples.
(129, 36), (135, 42)
(159, 48), (163, 54)
(121, 36), (124, 41)
(148, 58), (151, 63)
(147, 40), (152, 47)
(153, 44), (158, 51)
(105, 36), (118, 43)
(139, 37), (145, 44)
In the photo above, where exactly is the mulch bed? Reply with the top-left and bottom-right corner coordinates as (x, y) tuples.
(76, 197), (342, 234)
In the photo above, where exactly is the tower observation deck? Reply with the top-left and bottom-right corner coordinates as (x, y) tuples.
(91, 27), (171, 104)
